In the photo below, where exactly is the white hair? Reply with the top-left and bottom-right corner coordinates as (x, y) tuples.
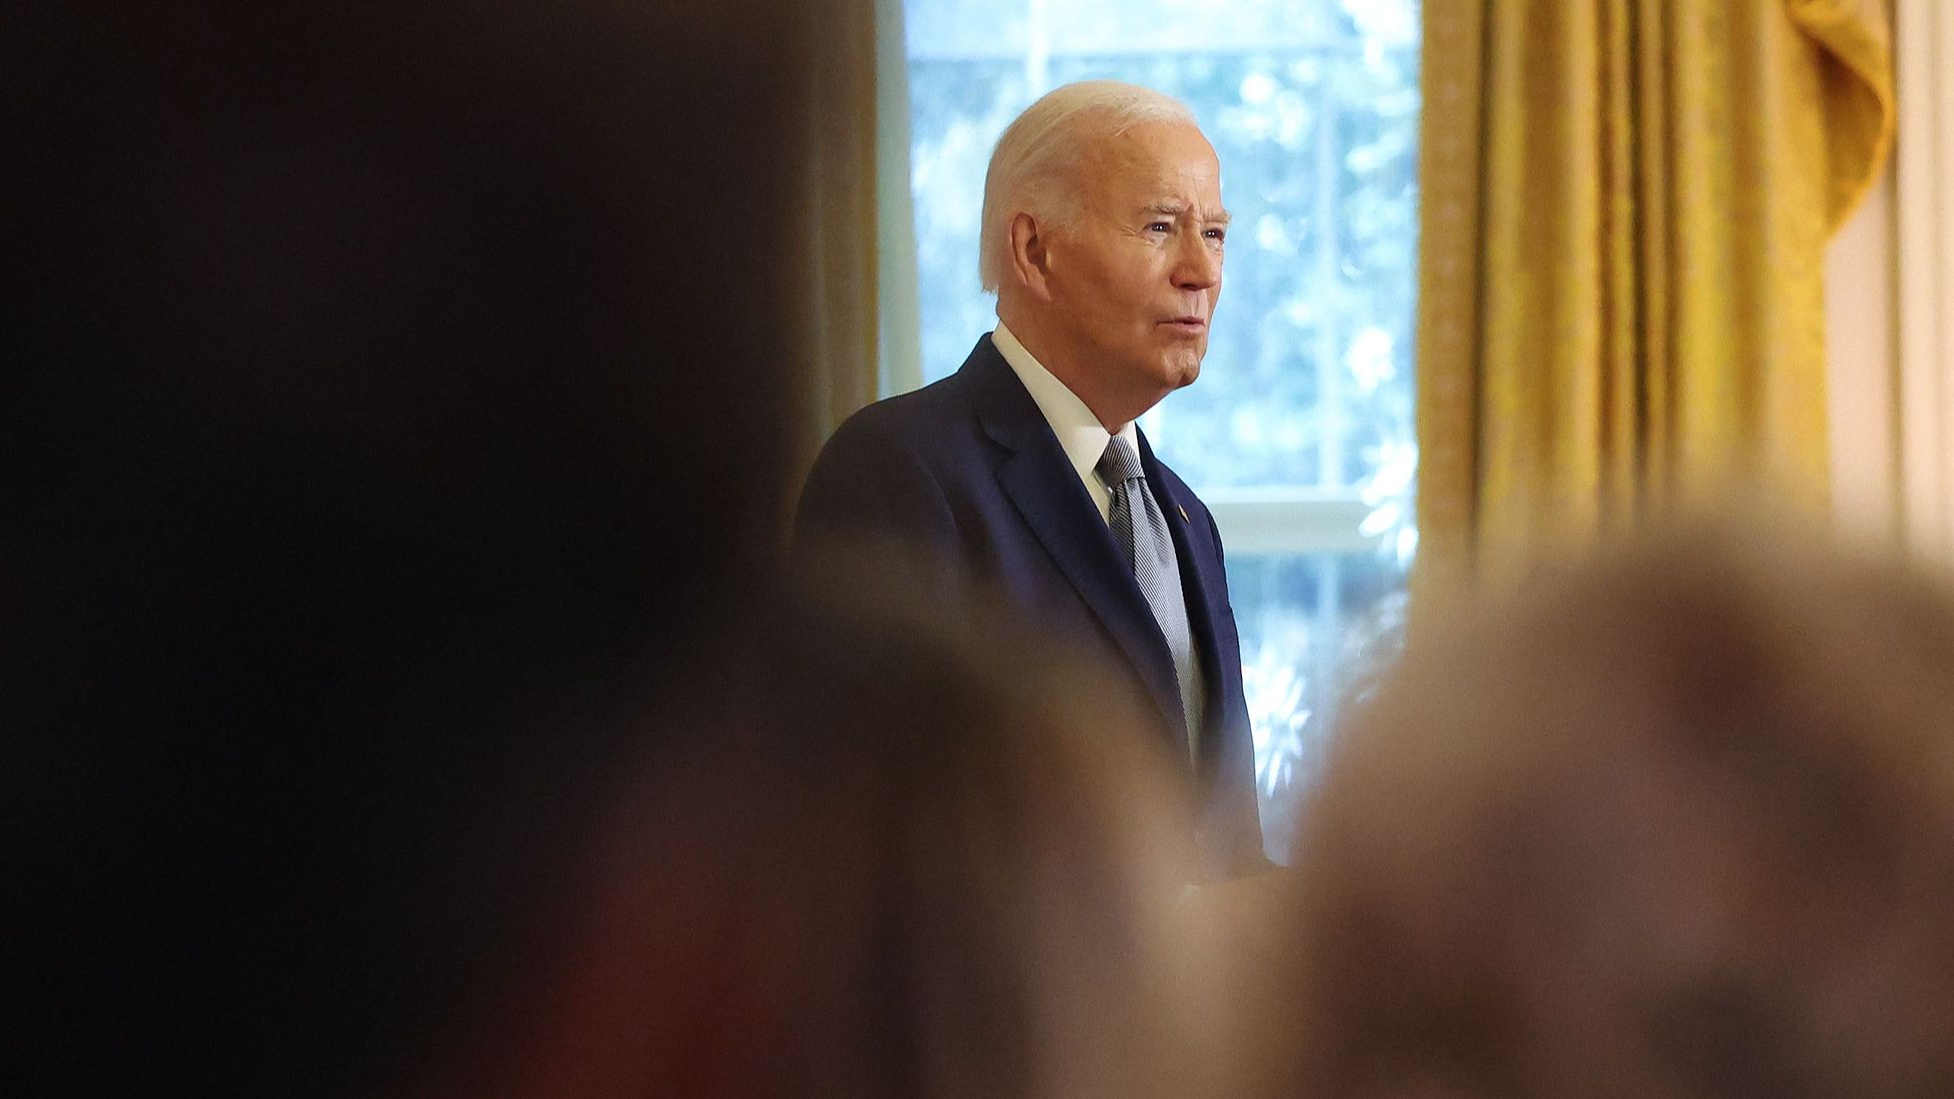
(978, 81), (1199, 293)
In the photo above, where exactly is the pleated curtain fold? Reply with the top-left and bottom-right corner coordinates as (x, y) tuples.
(1416, 0), (1895, 593)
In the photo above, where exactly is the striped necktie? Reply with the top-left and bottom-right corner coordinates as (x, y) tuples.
(1096, 435), (1201, 760)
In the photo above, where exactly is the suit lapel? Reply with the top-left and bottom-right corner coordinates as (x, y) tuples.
(959, 338), (1185, 733)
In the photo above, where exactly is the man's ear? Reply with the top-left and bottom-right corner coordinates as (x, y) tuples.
(1008, 212), (1055, 302)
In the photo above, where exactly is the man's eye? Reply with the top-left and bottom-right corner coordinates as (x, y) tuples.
(1147, 222), (1172, 233)
(1205, 228), (1227, 243)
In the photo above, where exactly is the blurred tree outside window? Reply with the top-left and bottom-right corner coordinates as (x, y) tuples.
(897, 0), (1420, 861)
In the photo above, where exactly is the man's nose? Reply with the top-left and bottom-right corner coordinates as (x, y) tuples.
(1173, 236), (1221, 291)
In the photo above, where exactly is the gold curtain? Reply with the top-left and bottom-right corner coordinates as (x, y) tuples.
(777, 0), (920, 545)
(1415, 0), (1894, 593)
(783, 0), (899, 532)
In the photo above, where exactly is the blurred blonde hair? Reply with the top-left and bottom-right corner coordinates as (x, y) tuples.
(1276, 522), (1954, 1099)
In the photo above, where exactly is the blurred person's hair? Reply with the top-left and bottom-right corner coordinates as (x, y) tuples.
(977, 80), (1197, 292)
(3, 0), (814, 1092)
(451, 559), (1236, 1099)
(1271, 522), (1954, 1099)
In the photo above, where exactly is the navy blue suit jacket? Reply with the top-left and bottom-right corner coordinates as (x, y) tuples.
(794, 335), (1265, 875)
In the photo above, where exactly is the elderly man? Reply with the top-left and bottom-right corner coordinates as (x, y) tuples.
(796, 81), (1262, 876)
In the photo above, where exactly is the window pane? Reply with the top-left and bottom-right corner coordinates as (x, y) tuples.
(906, 59), (1028, 389)
(1229, 550), (1407, 861)
(906, 2), (1420, 483)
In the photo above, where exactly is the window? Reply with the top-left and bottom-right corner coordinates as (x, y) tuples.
(897, 0), (1420, 860)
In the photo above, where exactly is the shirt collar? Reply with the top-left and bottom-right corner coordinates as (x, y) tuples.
(992, 321), (1139, 485)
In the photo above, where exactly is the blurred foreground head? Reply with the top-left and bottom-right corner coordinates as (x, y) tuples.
(1277, 524), (1954, 1099)
(5, 0), (808, 1092)
(456, 566), (1229, 1099)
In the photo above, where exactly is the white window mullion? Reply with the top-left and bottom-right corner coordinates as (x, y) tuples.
(1206, 491), (1379, 556)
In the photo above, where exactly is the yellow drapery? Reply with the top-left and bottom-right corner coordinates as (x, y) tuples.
(1415, 0), (1894, 593)
(790, 0), (883, 494)
(779, 0), (918, 544)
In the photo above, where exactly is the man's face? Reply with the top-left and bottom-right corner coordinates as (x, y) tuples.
(1042, 120), (1227, 413)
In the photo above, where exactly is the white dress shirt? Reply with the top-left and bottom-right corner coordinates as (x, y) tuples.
(991, 322), (1138, 524)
